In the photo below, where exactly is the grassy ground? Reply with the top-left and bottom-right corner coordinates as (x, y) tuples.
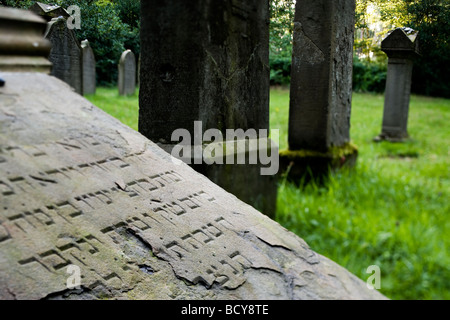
(86, 87), (449, 300)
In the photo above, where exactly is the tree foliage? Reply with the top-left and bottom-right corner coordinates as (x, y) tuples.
(269, 0), (295, 85)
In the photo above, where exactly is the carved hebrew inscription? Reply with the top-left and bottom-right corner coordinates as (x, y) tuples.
(0, 132), (274, 293)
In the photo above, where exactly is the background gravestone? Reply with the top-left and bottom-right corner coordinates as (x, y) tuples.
(280, 0), (358, 181)
(0, 6), (387, 300)
(139, 0), (277, 217)
(81, 40), (96, 95)
(44, 17), (83, 95)
(0, 6), (52, 73)
(118, 49), (136, 96)
(375, 28), (420, 142)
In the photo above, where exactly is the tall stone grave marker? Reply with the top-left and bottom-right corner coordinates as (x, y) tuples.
(44, 16), (83, 95)
(81, 40), (96, 95)
(375, 28), (420, 142)
(139, 0), (277, 217)
(118, 49), (136, 96)
(280, 0), (358, 181)
(0, 7), (386, 300)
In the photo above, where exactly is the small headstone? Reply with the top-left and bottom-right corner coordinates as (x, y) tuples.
(81, 40), (96, 95)
(280, 0), (358, 181)
(375, 28), (420, 142)
(45, 17), (83, 95)
(118, 49), (136, 96)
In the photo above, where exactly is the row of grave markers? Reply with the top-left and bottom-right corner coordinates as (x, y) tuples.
(31, 2), (137, 97)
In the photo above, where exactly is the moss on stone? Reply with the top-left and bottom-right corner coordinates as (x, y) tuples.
(279, 142), (358, 160)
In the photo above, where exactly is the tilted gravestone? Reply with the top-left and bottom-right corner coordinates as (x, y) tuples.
(118, 49), (136, 96)
(0, 6), (387, 300)
(280, 0), (358, 181)
(44, 17), (83, 95)
(375, 28), (420, 142)
(29, 2), (70, 22)
(81, 40), (96, 95)
(139, 0), (277, 217)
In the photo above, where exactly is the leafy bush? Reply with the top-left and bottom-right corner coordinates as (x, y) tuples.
(353, 55), (387, 93)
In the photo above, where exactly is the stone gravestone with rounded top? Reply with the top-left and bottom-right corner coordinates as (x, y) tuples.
(118, 49), (136, 96)
(81, 40), (96, 95)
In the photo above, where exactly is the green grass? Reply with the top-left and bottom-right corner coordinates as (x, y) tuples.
(87, 87), (450, 300)
(86, 87), (140, 131)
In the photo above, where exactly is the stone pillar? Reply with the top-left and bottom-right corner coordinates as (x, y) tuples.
(81, 40), (96, 95)
(375, 28), (420, 142)
(44, 17), (83, 95)
(0, 6), (52, 73)
(280, 0), (358, 182)
(118, 49), (136, 96)
(139, 0), (277, 217)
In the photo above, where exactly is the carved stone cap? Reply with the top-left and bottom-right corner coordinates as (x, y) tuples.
(381, 27), (420, 59)
(29, 2), (70, 22)
(0, 6), (52, 73)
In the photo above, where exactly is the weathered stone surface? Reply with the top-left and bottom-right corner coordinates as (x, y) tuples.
(45, 17), (83, 95)
(0, 6), (52, 73)
(139, 0), (270, 143)
(376, 28), (420, 142)
(0, 72), (386, 300)
(81, 40), (96, 95)
(288, 0), (356, 152)
(280, 0), (357, 182)
(118, 50), (136, 96)
(138, 0), (276, 217)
